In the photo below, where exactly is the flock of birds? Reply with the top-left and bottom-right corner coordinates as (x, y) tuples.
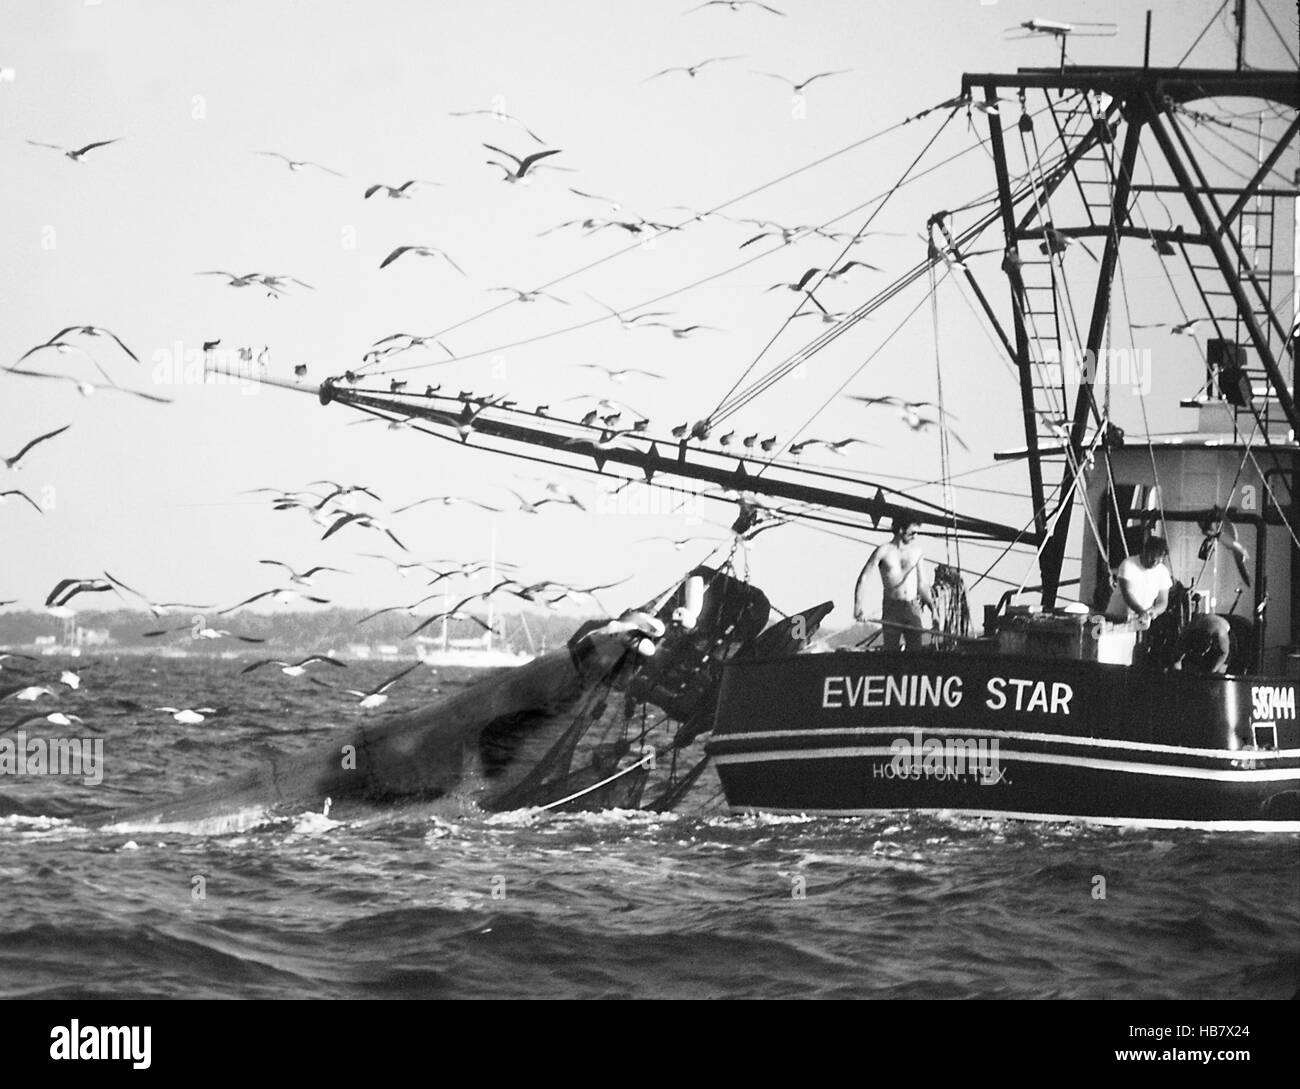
(2, 0), (1018, 733)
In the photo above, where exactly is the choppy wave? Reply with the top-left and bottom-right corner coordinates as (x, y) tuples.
(0, 657), (1296, 998)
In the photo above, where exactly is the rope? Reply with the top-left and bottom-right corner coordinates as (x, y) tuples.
(705, 105), (962, 423)
(536, 751), (656, 812)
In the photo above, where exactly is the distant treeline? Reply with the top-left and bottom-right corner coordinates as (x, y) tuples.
(0, 608), (599, 654)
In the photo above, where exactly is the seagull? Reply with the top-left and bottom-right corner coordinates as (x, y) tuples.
(453, 396), (506, 441)
(0, 650), (39, 668)
(503, 577), (630, 607)
(449, 108), (547, 144)
(142, 624), (266, 643)
(0, 489), (43, 513)
(256, 561), (348, 585)
(789, 437), (880, 456)
(392, 495), (504, 514)
(567, 186), (624, 212)
(576, 363), (664, 383)
(369, 333), (456, 358)
(406, 595), (505, 639)
(337, 662), (422, 709)
(1133, 319), (1203, 336)
(31, 325), (139, 363)
(27, 138), (121, 162)
(1, 711), (84, 736)
(44, 577), (118, 612)
(751, 69), (851, 93)
(257, 274), (314, 293)
(586, 295), (675, 329)
(688, 0), (785, 14)
(506, 489), (582, 515)
(489, 286), (569, 304)
(241, 656), (347, 677)
(156, 707), (219, 725)
(739, 223), (822, 248)
(195, 270), (264, 288)
(100, 571), (210, 618)
(563, 429), (640, 454)
(218, 588), (332, 614)
(768, 260), (880, 292)
(5, 370), (173, 404)
(645, 57), (743, 80)
(256, 151), (344, 176)
(483, 143), (564, 182)
(1, 684), (57, 703)
(59, 670), (81, 690)
(363, 179), (440, 199)
(792, 305), (851, 324)
(848, 395), (968, 450)
(321, 512), (407, 551)
(309, 481), (383, 507)
(642, 322), (722, 338)
(379, 245), (465, 274)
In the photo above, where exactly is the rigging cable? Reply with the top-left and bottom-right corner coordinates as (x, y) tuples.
(704, 105), (963, 426)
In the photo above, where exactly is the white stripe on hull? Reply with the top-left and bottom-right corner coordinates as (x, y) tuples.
(711, 745), (1300, 781)
(723, 805), (1300, 834)
(711, 725), (1300, 761)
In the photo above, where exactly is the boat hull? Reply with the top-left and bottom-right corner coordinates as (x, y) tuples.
(706, 651), (1300, 831)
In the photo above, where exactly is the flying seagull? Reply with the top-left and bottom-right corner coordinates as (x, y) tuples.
(0, 489), (43, 514)
(483, 143), (563, 182)
(645, 56), (743, 80)
(256, 561), (348, 585)
(848, 395), (968, 450)
(688, 1), (785, 14)
(5, 369), (173, 404)
(256, 151), (344, 176)
(27, 138), (121, 162)
(576, 363), (664, 383)
(751, 69), (851, 93)
(337, 662), (422, 709)
(392, 495), (504, 514)
(218, 587), (331, 614)
(321, 512), (407, 551)
(363, 179), (440, 199)
(1, 711), (84, 736)
(241, 656), (347, 677)
(4, 425), (70, 470)
(143, 624), (265, 644)
(489, 286), (569, 304)
(449, 108), (547, 144)
(379, 245), (465, 274)
(32, 325), (139, 363)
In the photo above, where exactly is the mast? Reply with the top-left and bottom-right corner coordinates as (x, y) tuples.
(1233, 0), (1246, 72)
(963, 62), (1299, 606)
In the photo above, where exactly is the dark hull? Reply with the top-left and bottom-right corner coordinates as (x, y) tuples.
(707, 651), (1300, 831)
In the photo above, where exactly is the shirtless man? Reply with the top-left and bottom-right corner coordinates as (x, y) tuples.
(854, 517), (933, 651)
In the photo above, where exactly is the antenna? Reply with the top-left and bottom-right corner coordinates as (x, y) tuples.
(1233, 0), (1246, 70)
(1005, 17), (1119, 78)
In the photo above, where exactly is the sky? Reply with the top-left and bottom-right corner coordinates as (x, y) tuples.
(1, 0), (1296, 635)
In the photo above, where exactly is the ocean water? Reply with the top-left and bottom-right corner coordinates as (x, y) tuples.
(1, 657), (1296, 1001)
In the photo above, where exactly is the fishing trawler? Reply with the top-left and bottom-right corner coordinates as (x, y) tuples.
(204, 10), (1297, 832)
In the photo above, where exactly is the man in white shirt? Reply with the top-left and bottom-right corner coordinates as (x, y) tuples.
(1105, 537), (1173, 625)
